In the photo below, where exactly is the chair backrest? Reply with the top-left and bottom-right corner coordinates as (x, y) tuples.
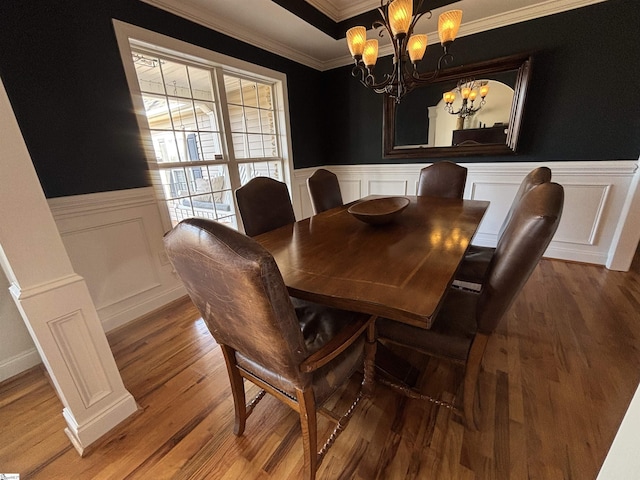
(417, 161), (467, 199)
(476, 182), (564, 333)
(164, 218), (309, 383)
(235, 177), (296, 237)
(307, 168), (343, 215)
(497, 166), (552, 240)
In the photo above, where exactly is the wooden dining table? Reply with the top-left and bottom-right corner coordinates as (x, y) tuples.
(254, 195), (489, 331)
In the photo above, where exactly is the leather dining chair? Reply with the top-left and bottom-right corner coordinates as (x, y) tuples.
(307, 168), (344, 215)
(377, 182), (564, 429)
(456, 166), (552, 285)
(235, 176), (296, 237)
(164, 218), (375, 480)
(417, 161), (467, 199)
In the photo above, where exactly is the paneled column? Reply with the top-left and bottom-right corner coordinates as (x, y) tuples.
(0, 78), (138, 454)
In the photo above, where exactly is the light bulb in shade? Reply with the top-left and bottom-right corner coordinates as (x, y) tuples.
(438, 10), (462, 45)
(443, 91), (455, 104)
(407, 34), (428, 63)
(479, 84), (490, 97)
(388, 0), (413, 37)
(346, 26), (367, 58)
(461, 87), (471, 99)
(469, 90), (478, 101)
(362, 39), (379, 67)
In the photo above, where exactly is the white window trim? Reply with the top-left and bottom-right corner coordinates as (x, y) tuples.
(113, 19), (295, 232)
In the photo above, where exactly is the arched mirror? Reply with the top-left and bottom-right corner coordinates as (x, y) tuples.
(383, 53), (532, 159)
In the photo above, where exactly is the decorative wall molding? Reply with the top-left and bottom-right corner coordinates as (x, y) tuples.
(48, 187), (186, 333)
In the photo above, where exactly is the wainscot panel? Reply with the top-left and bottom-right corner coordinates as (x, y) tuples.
(48, 187), (186, 332)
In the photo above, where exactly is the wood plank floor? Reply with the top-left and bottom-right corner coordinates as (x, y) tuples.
(2, 252), (640, 479)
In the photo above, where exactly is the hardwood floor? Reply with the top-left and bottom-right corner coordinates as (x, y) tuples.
(2, 252), (640, 479)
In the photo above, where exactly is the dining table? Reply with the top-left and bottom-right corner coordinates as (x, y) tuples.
(254, 194), (490, 331)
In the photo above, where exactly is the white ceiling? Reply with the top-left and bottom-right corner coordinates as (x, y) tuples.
(141, 0), (606, 71)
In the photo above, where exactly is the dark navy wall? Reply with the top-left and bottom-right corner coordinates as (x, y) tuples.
(0, 0), (638, 196)
(319, 0), (640, 166)
(0, 0), (324, 197)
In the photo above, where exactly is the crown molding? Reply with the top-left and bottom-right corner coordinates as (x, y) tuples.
(142, 0), (607, 72)
(305, 0), (377, 22)
(140, 0), (327, 70)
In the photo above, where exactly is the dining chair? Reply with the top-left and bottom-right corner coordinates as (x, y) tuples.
(235, 176), (296, 237)
(456, 166), (552, 285)
(377, 182), (564, 429)
(164, 218), (376, 480)
(307, 168), (343, 215)
(417, 161), (467, 199)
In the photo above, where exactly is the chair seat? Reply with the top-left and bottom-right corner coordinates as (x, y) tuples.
(456, 245), (495, 284)
(377, 287), (478, 363)
(236, 298), (368, 404)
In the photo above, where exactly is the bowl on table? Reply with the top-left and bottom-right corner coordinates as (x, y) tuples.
(347, 196), (410, 225)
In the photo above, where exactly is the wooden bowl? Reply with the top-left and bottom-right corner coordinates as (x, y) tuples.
(347, 197), (410, 225)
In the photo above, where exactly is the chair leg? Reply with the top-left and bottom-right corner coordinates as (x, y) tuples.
(221, 345), (247, 436)
(462, 333), (490, 430)
(363, 320), (377, 397)
(296, 388), (318, 480)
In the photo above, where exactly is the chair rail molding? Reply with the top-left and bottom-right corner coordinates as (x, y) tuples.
(292, 160), (640, 270)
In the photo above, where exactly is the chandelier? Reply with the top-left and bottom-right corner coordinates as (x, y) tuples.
(346, 0), (462, 103)
(443, 79), (490, 129)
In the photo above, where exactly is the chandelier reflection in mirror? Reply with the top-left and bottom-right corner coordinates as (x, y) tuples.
(346, 0), (462, 103)
(443, 79), (490, 130)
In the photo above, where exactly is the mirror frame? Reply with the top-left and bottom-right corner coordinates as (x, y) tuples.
(383, 53), (533, 159)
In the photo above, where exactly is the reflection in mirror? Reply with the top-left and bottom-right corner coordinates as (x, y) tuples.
(384, 54), (532, 159)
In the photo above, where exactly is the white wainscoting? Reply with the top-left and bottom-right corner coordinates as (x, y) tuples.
(292, 160), (640, 269)
(48, 187), (186, 333)
(43, 161), (639, 334)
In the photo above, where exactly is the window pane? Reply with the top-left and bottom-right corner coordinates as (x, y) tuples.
(161, 60), (190, 97)
(224, 76), (242, 104)
(257, 84), (273, 109)
(151, 131), (181, 164)
(194, 101), (219, 131)
(143, 95), (172, 130)
(133, 53), (164, 94)
(248, 134), (264, 157)
(231, 133), (247, 159)
(262, 134), (278, 157)
(244, 107), (261, 133)
(168, 97), (196, 131)
(197, 131), (223, 160)
(227, 104), (245, 132)
(188, 66), (214, 101)
(260, 110), (276, 135)
(159, 167), (188, 199)
(241, 79), (259, 108)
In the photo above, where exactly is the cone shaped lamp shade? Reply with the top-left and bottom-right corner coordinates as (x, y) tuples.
(438, 10), (462, 44)
(408, 34), (428, 63)
(362, 39), (379, 67)
(347, 26), (367, 57)
(389, 0), (412, 37)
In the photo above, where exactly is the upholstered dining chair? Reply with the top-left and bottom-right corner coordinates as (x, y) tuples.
(417, 161), (468, 199)
(377, 182), (564, 429)
(307, 168), (344, 215)
(164, 218), (376, 480)
(456, 166), (552, 285)
(235, 176), (296, 237)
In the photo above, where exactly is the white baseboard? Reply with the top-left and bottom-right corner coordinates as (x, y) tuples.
(0, 348), (42, 383)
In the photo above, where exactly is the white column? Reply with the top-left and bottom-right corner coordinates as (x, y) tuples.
(0, 78), (138, 454)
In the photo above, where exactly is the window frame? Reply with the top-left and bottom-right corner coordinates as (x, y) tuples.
(113, 20), (295, 233)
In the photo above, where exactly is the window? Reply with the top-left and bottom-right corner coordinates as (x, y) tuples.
(114, 22), (293, 231)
